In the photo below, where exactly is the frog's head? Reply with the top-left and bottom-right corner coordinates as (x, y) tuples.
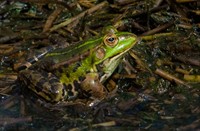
(94, 32), (138, 65)
(92, 31), (138, 82)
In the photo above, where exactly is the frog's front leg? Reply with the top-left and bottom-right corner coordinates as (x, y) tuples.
(81, 73), (106, 100)
(19, 70), (66, 103)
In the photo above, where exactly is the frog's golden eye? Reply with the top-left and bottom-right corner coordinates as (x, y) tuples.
(104, 33), (118, 47)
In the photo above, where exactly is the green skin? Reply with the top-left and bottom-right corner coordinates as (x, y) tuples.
(19, 31), (137, 103)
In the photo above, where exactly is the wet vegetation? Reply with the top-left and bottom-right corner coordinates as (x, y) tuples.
(0, 0), (200, 130)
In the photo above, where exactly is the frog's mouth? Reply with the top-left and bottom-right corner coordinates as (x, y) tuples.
(110, 47), (132, 61)
(99, 48), (132, 83)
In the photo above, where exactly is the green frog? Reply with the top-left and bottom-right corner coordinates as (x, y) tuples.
(18, 29), (138, 103)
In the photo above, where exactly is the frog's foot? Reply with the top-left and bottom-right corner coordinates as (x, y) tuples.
(81, 73), (107, 100)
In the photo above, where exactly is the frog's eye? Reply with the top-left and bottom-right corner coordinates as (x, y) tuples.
(104, 33), (118, 47)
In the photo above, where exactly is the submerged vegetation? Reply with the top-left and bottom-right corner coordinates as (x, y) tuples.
(0, 0), (199, 130)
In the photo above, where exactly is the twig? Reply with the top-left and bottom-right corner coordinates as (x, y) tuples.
(184, 75), (200, 82)
(175, 67), (190, 75)
(0, 117), (32, 126)
(43, 6), (63, 32)
(0, 35), (18, 43)
(141, 22), (174, 36)
(50, 1), (108, 32)
(176, 0), (197, 3)
(129, 50), (153, 74)
(69, 121), (116, 131)
(155, 68), (190, 88)
(175, 55), (200, 67)
(140, 32), (175, 41)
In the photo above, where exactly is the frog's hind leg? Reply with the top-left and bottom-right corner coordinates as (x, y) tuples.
(18, 70), (66, 103)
